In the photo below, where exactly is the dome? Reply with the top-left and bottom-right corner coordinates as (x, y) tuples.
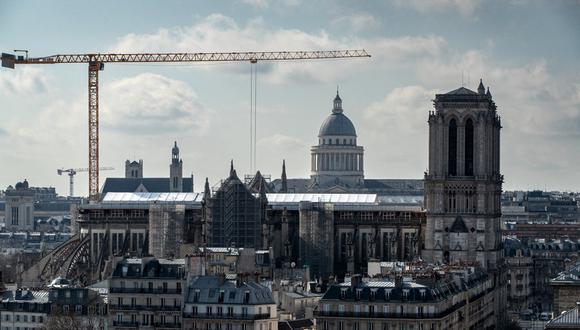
(318, 113), (357, 137)
(318, 91), (357, 137)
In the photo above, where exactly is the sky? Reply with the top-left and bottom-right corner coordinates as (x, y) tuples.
(0, 0), (579, 196)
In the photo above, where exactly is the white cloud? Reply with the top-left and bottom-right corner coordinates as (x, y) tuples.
(392, 0), (482, 18)
(258, 134), (305, 150)
(101, 73), (212, 135)
(0, 67), (49, 95)
(332, 13), (380, 32)
(108, 14), (446, 84)
(241, 0), (269, 8)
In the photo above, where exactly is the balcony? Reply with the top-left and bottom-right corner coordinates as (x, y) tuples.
(110, 288), (182, 294)
(182, 313), (272, 320)
(110, 304), (182, 312)
(112, 320), (139, 328)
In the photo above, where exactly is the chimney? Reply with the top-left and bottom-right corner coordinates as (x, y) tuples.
(395, 275), (403, 289)
(218, 273), (226, 286)
(351, 275), (361, 289)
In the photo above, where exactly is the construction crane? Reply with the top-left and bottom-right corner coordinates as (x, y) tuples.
(57, 167), (114, 197)
(1, 49), (370, 200)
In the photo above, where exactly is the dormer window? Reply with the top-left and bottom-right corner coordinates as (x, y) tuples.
(340, 288), (348, 300)
(193, 289), (200, 302)
(370, 289), (377, 301)
(384, 289), (391, 301)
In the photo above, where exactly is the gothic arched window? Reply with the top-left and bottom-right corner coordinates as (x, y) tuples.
(465, 119), (474, 176)
(448, 119), (457, 176)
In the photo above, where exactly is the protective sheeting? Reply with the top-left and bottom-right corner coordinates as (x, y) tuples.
(102, 192), (203, 203)
(265, 193), (377, 204)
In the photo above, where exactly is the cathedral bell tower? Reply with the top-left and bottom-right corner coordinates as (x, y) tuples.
(170, 141), (183, 192)
(422, 80), (503, 271)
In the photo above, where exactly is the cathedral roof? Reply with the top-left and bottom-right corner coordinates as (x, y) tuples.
(101, 177), (193, 194)
(445, 87), (478, 95)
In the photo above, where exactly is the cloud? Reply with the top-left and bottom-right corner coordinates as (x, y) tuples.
(108, 14), (446, 84)
(332, 13), (380, 32)
(0, 67), (49, 95)
(100, 73), (212, 135)
(391, 0), (482, 18)
(258, 134), (305, 150)
(239, 0), (300, 8)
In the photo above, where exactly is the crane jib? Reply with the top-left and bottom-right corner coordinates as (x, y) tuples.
(1, 49), (370, 200)
(2, 50), (370, 65)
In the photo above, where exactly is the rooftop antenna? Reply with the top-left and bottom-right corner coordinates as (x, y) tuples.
(467, 72), (470, 88)
(461, 71), (464, 87)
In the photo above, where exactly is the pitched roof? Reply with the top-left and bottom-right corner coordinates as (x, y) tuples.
(186, 276), (275, 305)
(445, 87), (478, 95)
(101, 177), (193, 194)
(546, 307), (580, 328)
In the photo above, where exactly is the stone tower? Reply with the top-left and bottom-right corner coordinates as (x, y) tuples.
(422, 80), (503, 271)
(310, 91), (364, 188)
(125, 159), (143, 178)
(169, 141), (183, 192)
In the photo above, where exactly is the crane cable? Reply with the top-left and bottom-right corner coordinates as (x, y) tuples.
(249, 63), (258, 173)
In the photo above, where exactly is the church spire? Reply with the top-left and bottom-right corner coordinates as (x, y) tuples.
(486, 86), (492, 98)
(281, 159), (288, 193)
(477, 79), (485, 94)
(203, 177), (211, 200)
(229, 159), (237, 178)
(333, 88), (343, 114)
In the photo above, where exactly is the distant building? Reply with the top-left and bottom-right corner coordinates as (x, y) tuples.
(315, 267), (497, 330)
(545, 304), (580, 330)
(108, 257), (186, 329)
(101, 142), (193, 194)
(4, 180), (34, 231)
(183, 275), (278, 330)
(270, 92), (423, 196)
(550, 262), (580, 315)
(0, 281), (106, 330)
(125, 159), (143, 179)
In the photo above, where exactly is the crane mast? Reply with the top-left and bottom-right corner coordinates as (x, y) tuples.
(2, 50), (370, 200)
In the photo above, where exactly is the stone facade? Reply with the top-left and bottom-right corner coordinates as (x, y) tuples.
(108, 257), (186, 329)
(310, 92), (364, 189)
(170, 141), (184, 192)
(125, 159), (143, 179)
(4, 180), (35, 231)
(422, 82), (503, 271)
(550, 262), (580, 315)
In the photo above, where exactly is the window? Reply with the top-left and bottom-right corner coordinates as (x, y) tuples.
(76, 305), (82, 313)
(206, 306), (213, 316)
(448, 119), (457, 176)
(11, 206), (19, 225)
(227, 307), (233, 316)
(242, 307), (248, 317)
(217, 307), (223, 316)
(465, 119), (474, 176)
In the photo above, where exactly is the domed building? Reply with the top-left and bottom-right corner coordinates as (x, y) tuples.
(310, 91), (365, 189)
(271, 90), (423, 196)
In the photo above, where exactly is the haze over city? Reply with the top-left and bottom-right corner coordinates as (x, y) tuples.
(1, 0), (579, 195)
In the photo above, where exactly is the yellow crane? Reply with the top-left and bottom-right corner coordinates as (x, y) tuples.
(2, 49), (370, 200)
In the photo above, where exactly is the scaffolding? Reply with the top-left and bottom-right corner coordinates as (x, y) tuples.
(149, 204), (185, 258)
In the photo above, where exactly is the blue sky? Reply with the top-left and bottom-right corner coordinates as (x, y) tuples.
(1, 0), (579, 195)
